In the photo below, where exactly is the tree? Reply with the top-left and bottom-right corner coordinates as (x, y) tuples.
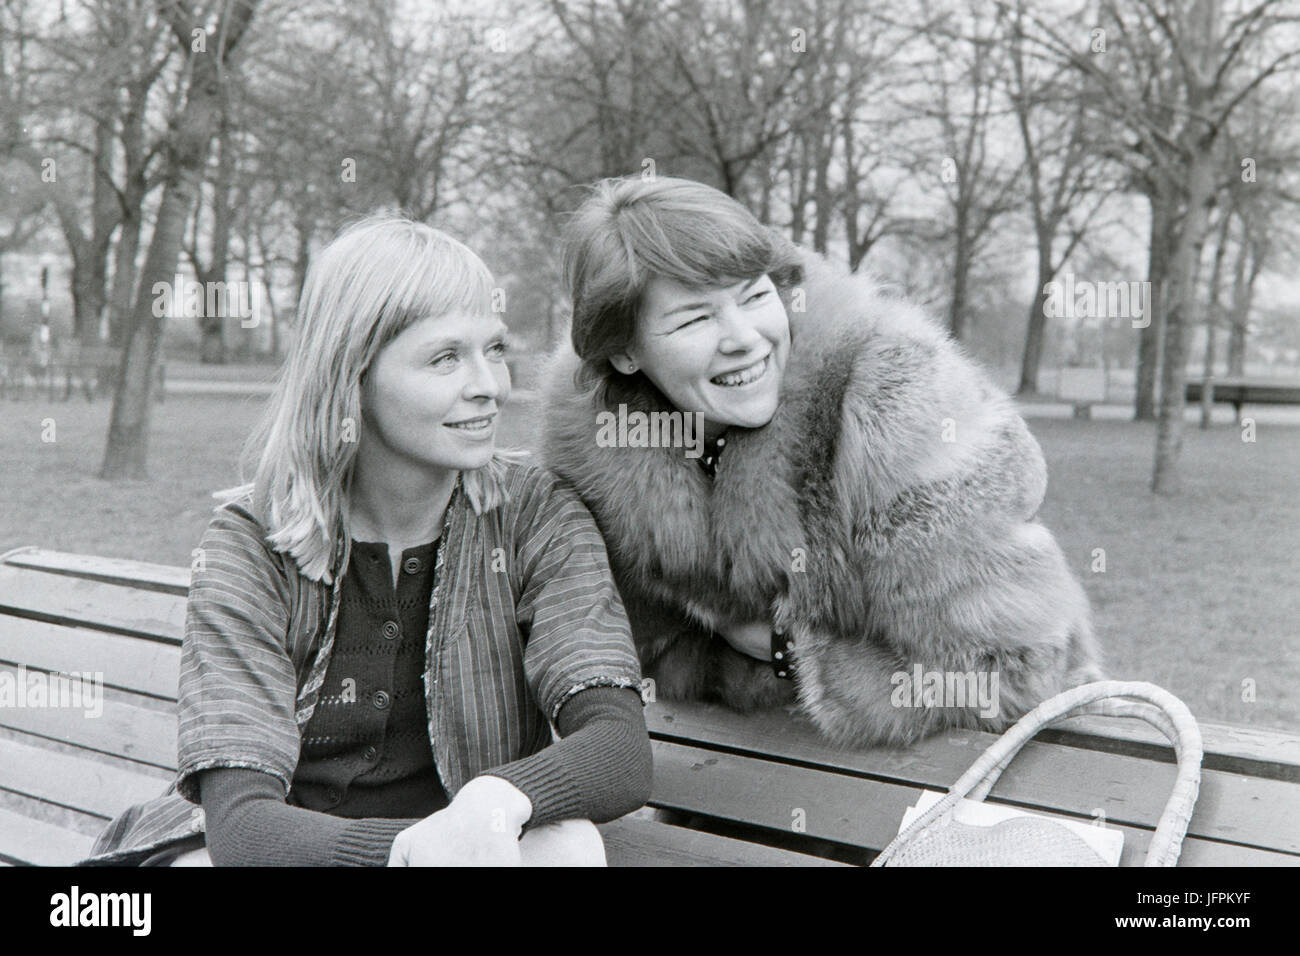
(908, 0), (1025, 341)
(1016, 0), (1300, 493)
(3, 0), (175, 344)
(184, 105), (237, 363)
(102, 0), (258, 479)
(1007, 4), (1113, 396)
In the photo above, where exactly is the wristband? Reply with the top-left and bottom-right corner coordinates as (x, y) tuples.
(771, 626), (795, 679)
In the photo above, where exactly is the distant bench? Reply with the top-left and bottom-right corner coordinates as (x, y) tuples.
(0, 345), (165, 402)
(1, 546), (1298, 866)
(1067, 379), (1300, 421)
(1185, 379), (1300, 422)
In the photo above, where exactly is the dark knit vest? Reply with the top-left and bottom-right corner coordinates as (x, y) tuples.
(288, 538), (449, 819)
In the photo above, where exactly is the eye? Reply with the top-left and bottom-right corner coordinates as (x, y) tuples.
(487, 339), (509, 359)
(429, 351), (458, 369)
(744, 287), (771, 305)
(675, 314), (709, 332)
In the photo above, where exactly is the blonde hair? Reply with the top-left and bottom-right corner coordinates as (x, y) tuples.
(225, 215), (520, 583)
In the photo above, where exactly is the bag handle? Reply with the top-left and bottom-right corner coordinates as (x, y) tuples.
(872, 681), (1203, 867)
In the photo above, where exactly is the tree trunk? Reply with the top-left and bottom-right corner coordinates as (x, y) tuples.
(292, 208), (313, 306)
(1152, 0), (1220, 494)
(268, 272), (281, 358)
(106, 211), (141, 346)
(102, 1), (258, 479)
(1226, 292), (1247, 375)
(1017, 241), (1054, 396)
(69, 119), (118, 341)
(810, 128), (833, 255)
(69, 247), (106, 344)
(757, 161), (773, 224)
(1152, 151), (1215, 494)
(106, 71), (155, 347)
(1199, 211), (1231, 429)
(1225, 235), (1259, 376)
(103, 182), (201, 478)
(198, 115), (236, 365)
(949, 215), (971, 342)
(1135, 192), (1171, 420)
(788, 144), (808, 245)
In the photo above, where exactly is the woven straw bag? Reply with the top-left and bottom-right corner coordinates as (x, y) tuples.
(871, 681), (1203, 867)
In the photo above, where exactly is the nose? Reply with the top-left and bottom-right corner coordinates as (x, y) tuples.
(462, 352), (506, 403)
(715, 301), (764, 354)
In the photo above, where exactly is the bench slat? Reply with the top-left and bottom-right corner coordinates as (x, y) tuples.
(1185, 381), (1300, 405)
(599, 816), (845, 867)
(647, 699), (1300, 784)
(2, 549), (191, 596)
(1043, 714), (1300, 783)
(646, 701), (1300, 853)
(0, 565), (184, 643)
(0, 807), (97, 866)
(0, 676), (178, 771)
(651, 738), (923, 854)
(0, 735), (170, 821)
(0, 618), (181, 700)
(651, 740), (1298, 867)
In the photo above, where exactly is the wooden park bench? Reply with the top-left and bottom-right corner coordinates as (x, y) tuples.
(55, 344), (167, 404)
(0, 343), (167, 403)
(1186, 378), (1300, 423)
(1, 546), (1297, 867)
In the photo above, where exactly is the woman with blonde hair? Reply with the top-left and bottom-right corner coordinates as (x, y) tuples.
(84, 216), (650, 866)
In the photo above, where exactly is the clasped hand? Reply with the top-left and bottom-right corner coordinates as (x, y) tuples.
(717, 620), (771, 661)
(388, 774), (531, 866)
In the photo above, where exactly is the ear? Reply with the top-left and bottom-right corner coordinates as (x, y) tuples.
(609, 350), (638, 376)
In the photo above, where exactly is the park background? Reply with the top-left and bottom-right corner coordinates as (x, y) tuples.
(1, 0), (1297, 732)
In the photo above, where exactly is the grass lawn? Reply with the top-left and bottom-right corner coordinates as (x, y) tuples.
(1, 392), (1295, 732)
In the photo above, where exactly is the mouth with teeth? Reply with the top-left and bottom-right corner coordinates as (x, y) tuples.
(444, 413), (496, 436)
(710, 354), (771, 388)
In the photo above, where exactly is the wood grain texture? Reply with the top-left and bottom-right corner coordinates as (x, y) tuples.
(0, 565), (184, 642)
(3, 549), (191, 596)
(0, 618), (181, 699)
(599, 816), (846, 867)
(0, 807), (96, 866)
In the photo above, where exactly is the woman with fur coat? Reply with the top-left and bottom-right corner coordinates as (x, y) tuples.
(540, 175), (1101, 748)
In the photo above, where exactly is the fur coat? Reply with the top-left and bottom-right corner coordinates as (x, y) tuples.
(540, 255), (1101, 747)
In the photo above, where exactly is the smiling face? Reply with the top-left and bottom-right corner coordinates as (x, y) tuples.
(358, 309), (512, 475)
(615, 274), (790, 436)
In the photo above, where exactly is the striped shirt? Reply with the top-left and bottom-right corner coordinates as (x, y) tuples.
(83, 460), (643, 865)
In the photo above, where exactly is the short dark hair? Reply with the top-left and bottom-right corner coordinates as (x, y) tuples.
(562, 176), (804, 398)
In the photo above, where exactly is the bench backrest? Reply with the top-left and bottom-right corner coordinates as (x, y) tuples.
(1185, 380), (1300, 404)
(0, 549), (183, 864)
(2, 548), (1298, 867)
(80, 346), (126, 366)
